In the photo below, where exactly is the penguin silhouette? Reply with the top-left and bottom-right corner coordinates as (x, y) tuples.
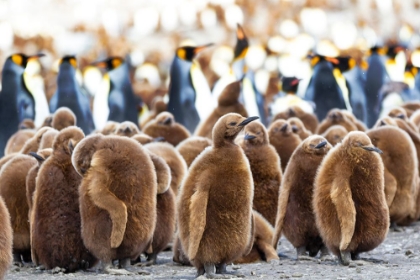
(0, 53), (44, 157)
(49, 56), (95, 135)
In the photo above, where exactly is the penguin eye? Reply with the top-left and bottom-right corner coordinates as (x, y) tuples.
(229, 122), (237, 126)
(256, 132), (261, 135)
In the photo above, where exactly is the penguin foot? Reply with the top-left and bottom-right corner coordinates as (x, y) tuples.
(390, 222), (404, 232)
(13, 254), (23, 267)
(296, 246), (314, 261)
(351, 253), (360, 261)
(339, 251), (351, 266)
(203, 263), (231, 279)
(119, 258), (151, 275)
(214, 263), (245, 278)
(320, 245), (333, 261)
(297, 255), (316, 261)
(36, 265), (46, 270)
(134, 259), (156, 267)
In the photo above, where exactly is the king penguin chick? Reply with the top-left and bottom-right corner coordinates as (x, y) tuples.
(321, 125), (348, 146)
(340, 110), (367, 131)
(313, 131), (389, 265)
(239, 121), (282, 226)
(0, 152), (38, 265)
(100, 121), (119, 135)
(176, 136), (212, 168)
(0, 53), (45, 157)
(268, 119), (302, 172)
(195, 80), (248, 139)
(140, 96), (167, 128)
(367, 126), (420, 226)
(26, 148), (53, 218)
(288, 117), (312, 140)
(114, 121), (141, 138)
(38, 129), (59, 150)
(31, 127), (97, 271)
(273, 136), (332, 260)
(49, 56), (95, 135)
(177, 113), (258, 278)
(51, 107), (76, 131)
(317, 109), (358, 134)
(272, 105), (319, 133)
(72, 134), (156, 275)
(0, 196), (12, 280)
(143, 112), (190, 146)
(4, 122), (35, 155)
(145, 142), (187, 195)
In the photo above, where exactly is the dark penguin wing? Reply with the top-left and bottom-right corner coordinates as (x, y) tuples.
(306, 61), (346, 121)
(168, 56), (200, 133)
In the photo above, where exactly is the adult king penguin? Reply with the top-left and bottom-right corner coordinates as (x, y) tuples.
(0, 53), (44, 157)
(92, 56), (142, 131)
(167, 44), (214, 133)
(49, 56), (95, 135)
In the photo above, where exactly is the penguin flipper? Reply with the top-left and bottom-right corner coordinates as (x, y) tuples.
(89, 155), (128, 248)
(383, 167), (397, 207)
(187, 188), (209, 260)
(330, 178), (356, 251)
(272, 177), (292, 249)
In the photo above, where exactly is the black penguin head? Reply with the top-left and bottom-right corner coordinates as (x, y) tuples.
(386, 45), (405, 59)
(307, 53), (339, 67)
(60, 55), (78, 68)
(92, 56), (125, 71)
(234, 24), (249, 61)
(368, 45), (387, 56)
(8, 53), (45, 68)
(176, 44), (213, 62)
(334, 56), (356, 73)
(281, 76), (300, 93)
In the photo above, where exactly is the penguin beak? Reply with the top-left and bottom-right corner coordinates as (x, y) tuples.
(28, 53), (45, 61)
(280, 123), (288, 132)
(193, 43), (214, 55)
(315, 141), (328, 149)
(91, 60), (108, 68)
(236, 24), (247, 40)
(396, 114), (405, 119)
(291, 125), (298, 133)
(362, 146), (383, 154)
(29, 152), (45, 162)
(124, 127), (132, 133)
(238, 116), (259, 127)
(153, 136), (165, 142)
(380, 120), (386, 126)
(163, 117), (172, 125)
(325, 57), (339, 65)
(244, 134), (256, 140)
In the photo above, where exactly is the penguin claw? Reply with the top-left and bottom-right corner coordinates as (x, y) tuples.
(297, 255), (316, 261)
(339, 251), (351, 266)
(104, 268), (134, 275)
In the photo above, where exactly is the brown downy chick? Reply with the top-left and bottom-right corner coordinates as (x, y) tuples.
(272, 106), (318, 133)
(143, 112), (190, 146)
(114, 121), (141, 138)
(340, 110), (367, 131)
(100, 121), (119, 135)
(51, 107), (76, 131)
(176, 136), (212, 168)
(273, 136), (332, 259)
(140, 96), (167, 128)
(313, 131), (389, 266)
(72, 135), (156, 275)
(177, 113), (258, 278)
(321, 125), (348, 146)
(195, 80), (248, 139)
(38, 129), (59, 150)
(239, 121), (282, 226)
(317, 109), (358, 134)
(4, 119), (36, 155)
(288, 117), (312, 140)
(0, 196), (12, 279)
(268, 119), (302, 172)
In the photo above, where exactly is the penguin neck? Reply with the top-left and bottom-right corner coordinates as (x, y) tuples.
(57, 65), (80, 96)
(108, 63), (131, 90)
(214, 135), (240, 149)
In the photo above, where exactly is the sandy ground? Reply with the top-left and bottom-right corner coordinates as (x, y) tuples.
(6, 221), (420, 280)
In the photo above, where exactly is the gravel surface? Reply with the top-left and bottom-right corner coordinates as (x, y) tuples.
(6, 221), (420, 279)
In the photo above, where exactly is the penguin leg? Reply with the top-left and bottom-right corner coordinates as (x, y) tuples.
(13, 253), (23, 267)
(338, 251), (351, 266)
(214, 263), (245, 278)
(101, 260), (132, 275)
(21, 250), (33, 264)
(134, 253), (157, 266)
(204, 263), (230, 279)
(351, 252), (360, 261)
(119, 258), (150, 275)
(320, 245), (333, 261)
(390, 222), (404, 232)
(296, 246), (313, 261)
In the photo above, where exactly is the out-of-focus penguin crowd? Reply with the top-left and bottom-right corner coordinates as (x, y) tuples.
(3, 0), (420, 279)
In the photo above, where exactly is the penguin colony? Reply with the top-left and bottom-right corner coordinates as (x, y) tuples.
(2, 27), (420, 280)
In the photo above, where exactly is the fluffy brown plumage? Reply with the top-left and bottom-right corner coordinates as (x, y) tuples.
(140, 96), (167, 128)
(31, 127), (96, 271)
(0, 154), (37, 264)
(388, 107), (419, 132)
(313, 131), (389, 265)
(273, 136), (331, 259)
(4, 129), (35, 155)
(72, 134), (157, 274)
(100, 121), (119, 135)
(402, 101), (420, 117)
(178, 113), (257, 278)
(235, 211), (279, 264)
(410, 110), (420, 130)
(143, 112), (190, 146)
(51, 107), (76, 131)
(38, 129), (59, 150)
(317, 109), (358, 134)
(176, 136), (212, 168)
(194, 80), (248, 139)
(239, 121), (282, 226)
(340, 110), (366, 131)
(114, 121), (141, 138)
(0, 196), (12, 280)
(321, 125), (348, 146)
(367, 126), (419, 225)
(272, 106), (318, 133)
(145, 142), (187, 195)
(288, 117), (312, 140)
(268, 119), (302, 172)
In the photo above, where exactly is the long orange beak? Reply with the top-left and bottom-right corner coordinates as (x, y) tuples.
(237, 24), (246, 40)
(193, 43), (214, 55)
(91, 61), (108, 68)
(28, 53), (45, 61)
